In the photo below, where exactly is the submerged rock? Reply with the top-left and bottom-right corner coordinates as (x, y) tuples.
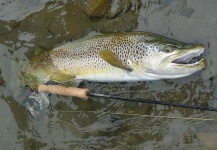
(85, 0), (112, 17)
(85, 0), (141, 18)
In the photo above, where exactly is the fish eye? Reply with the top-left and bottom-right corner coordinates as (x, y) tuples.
(162, 47), (174, 53)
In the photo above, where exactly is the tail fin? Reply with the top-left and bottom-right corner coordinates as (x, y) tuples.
(7, 59), (27, 98)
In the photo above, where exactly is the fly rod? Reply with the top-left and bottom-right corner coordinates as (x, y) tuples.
(33, 84), (217, 112)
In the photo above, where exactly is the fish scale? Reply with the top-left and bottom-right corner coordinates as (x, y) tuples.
(22, 32), (206, 86)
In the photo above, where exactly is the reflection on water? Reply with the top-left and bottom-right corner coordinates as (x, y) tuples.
(0, 0), (49, 21)
(0, 0), (217, 149)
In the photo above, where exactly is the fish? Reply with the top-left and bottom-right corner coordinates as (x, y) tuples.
(21, 32), (206, 86)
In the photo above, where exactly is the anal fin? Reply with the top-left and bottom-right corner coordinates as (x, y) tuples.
(49, 70), (76, 83)
(130, 60), (145, 76)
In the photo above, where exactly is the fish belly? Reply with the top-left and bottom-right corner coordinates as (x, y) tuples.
(75, 70), (140, 81)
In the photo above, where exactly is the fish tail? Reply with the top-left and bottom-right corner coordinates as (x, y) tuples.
(7, 59), (27, 98)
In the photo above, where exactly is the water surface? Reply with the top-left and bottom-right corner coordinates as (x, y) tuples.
(1, 0), (217, 149)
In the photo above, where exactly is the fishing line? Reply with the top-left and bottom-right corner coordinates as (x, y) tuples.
(58, 110), (217, 121)
(87, 91), (217, 112)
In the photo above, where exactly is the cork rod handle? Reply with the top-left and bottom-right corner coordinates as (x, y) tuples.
(36, 84), (89, 99)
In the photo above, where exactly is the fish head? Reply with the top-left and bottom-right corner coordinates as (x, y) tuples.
(133, 33), (206, 79)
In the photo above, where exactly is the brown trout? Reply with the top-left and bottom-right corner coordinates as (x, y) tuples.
(22, 32), (206, 86)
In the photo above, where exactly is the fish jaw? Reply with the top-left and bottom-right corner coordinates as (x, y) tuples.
(170, 45), (205, 68)
(153, 44), (206, 78)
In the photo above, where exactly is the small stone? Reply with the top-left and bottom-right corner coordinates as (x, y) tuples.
(9, 20), (20, 28)
(196, 132), (217, 149)
(128, 110), (135, 114)
(127, 134), (143, 145)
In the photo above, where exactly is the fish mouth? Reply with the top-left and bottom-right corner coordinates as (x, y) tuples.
(171, 46), (205, 68)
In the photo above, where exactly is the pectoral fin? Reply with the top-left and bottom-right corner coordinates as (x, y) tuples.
(49, 70), (76, 83)
(130, 61), (144, 76)
(130, 60), (154, 79)
(99, 49), (132, 71)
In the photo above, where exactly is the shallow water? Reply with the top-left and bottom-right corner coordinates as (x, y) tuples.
(1, 0), (217, 149)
